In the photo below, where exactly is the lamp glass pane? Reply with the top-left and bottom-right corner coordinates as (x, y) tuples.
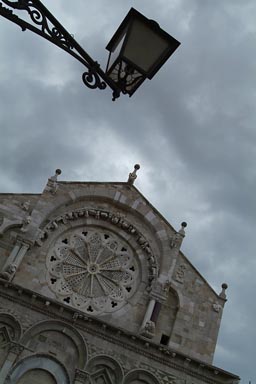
(107, 32), (126, 70)
(123, 18), (170, 73)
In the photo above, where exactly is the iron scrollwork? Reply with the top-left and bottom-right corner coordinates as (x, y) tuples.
(2, 0), (72, 47)
(82, 67), (107, 90)
(0, 0), (121, 99)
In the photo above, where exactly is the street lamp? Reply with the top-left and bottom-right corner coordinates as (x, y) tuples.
(106, 8), (180, 97)
(0, 0), (180, 101)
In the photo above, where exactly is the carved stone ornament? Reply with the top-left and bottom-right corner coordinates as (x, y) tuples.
(174, 264), (186, 284)
(9, 342), (24, 355)
(75, 369), (90, 383)
(20, 215), (32, 233)
(170, 233), (181, 249)
(162, 280), (171, 292)
(36, 207), (158, 289)
(212, 302), (222, 313)
(140, 320), (156, 339)
(46, 227), (140, 315)
(21, 200), (30, 211)
(0, 263), (17, 281)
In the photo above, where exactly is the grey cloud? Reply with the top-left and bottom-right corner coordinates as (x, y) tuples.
(0, 1), (255, 382)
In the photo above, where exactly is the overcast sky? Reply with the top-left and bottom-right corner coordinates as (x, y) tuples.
(0, 0), (255, 382)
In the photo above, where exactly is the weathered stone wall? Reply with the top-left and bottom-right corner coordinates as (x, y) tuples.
(0, 177), (229, 374)
(0, 281), (239, 384)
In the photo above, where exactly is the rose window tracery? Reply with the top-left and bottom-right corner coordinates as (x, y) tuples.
(46, 228), (139, 314)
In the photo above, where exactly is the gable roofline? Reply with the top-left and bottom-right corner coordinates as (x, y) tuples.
(0, 182), (224, 301)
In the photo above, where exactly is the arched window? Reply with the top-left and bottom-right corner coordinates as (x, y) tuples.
(0, 314), (22, 369)
(155, 287), (179, 345)
(6, 355), (69, 384)
(21, 319), (87, 377)
(86, 355), (123, 384)
(16, 369), (57, 384)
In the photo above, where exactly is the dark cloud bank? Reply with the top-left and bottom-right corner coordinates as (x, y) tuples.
(0, 1), (255, 382)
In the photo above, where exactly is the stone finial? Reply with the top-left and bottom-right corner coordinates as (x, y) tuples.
(170, 222), (187, 249)
(50, 168), (62, 181)
(127, 164), (140, 185)
(178, 222), (187, 236)
(219, 283), (228, 299)
(44, 169), (62, 195)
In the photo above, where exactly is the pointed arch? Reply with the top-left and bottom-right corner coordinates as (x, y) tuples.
(155, 286), (180, 344)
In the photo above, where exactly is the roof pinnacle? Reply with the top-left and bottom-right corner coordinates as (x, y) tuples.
(127, 164), (140, 185)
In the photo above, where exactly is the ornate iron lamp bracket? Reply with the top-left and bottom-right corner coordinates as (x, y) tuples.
(0, 0), (121, 100)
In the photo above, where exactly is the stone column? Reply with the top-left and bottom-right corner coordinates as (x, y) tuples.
(0, 343), (24, 384)
(0, 241), (29, 281)
(14, 243), (29, 269)
(141, 298), (156, 328)
(139, 298), (156, 338)
(1, 244), (20, 272)
(150, 301), (162, 323)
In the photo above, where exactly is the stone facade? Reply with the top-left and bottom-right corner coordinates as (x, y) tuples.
(0, 169), (239, 384)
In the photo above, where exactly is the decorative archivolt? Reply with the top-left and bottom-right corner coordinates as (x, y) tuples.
(124, 369), (160, 384)
(20, 319), (87, 369)
(36, 207), (158, 285)
(0, 313), (22, 343)
(5, 354), (70, 384)
(86, 355), (124, 384)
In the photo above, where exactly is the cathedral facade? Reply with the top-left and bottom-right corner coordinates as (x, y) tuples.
(0, 167), (239, 384)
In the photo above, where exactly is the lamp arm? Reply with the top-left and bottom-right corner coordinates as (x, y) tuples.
(0, 0), (121, 100)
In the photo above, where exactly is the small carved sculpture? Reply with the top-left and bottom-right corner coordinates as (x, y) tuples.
(0, 264), (17, 281)
(170, 233), (181, 249)
(140, 320), (155, 339)
(175, 264), (186, 283)
(212, 302), (222, 313)
(20, 216), (32, 233)
(162, 280), (171, 292)
(21, 200), (30, 211)
(145, 320), (155, 333)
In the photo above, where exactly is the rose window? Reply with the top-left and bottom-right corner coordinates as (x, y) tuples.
(46, 228), (139, 314)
